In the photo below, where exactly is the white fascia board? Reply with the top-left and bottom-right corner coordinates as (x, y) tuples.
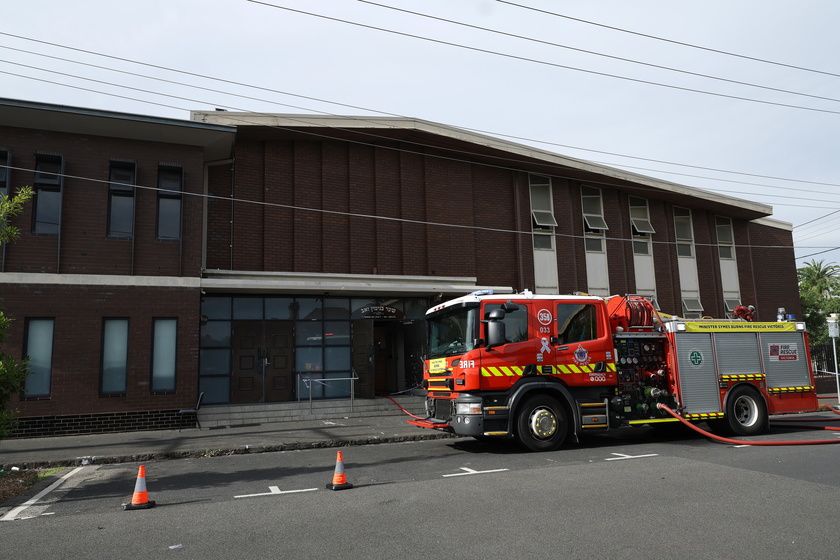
(191, 112), (772, 216)
(751, 216), (793, 231)
(0, 273), (201, 288)
(201, 270), (511, 296)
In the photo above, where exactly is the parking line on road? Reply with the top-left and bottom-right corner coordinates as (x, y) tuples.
(443, 467), (510, 477)
(605, 452), (658, 461)
(234, 486), (319, 499)
(1, 466), (85, 522)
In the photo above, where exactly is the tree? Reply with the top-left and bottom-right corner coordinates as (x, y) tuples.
(0, 185), (33, 438)
(798, 259), (840, 298)
(797, 259), (840, 348)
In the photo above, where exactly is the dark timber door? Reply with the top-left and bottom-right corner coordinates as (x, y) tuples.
(232, 321), (294, 403)
(232, 321), (264, 403)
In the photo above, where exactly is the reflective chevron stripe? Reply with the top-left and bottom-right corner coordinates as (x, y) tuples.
(685, 412), (725, 420)
(721, 374), (765, 381)
(768, 386), (814, 394)
(481, 362), (616, 377)
(480, 366), (524, 377)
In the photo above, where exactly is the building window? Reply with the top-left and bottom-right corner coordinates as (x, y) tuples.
(629, 196), (655, 255)
(23, 318), (54, 397)
(716, 216), (735, 260)
(529, 174), (557, 250)
(0, 150), (9, 197)
(33, 154), (63, 235)
(108, 162), (136, 238)
(152, 319), (177, 392)
(101, 318), (129, 395)
(581, 186), (607, 252)
(673, 207), (694, 257)
(157, 165), (183, 240)
(682, 297), (704, 318)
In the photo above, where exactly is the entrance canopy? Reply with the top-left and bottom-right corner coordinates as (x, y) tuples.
(201, 270), (512, 298)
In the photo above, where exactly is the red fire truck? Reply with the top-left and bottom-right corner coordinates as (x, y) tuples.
(409, 291), (819, 451)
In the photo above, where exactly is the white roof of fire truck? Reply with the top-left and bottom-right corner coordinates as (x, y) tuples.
(426, 290), (605, 316)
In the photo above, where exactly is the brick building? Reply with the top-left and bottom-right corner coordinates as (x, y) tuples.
(0, 98), (235, 435)
(0, 100), (800, 435)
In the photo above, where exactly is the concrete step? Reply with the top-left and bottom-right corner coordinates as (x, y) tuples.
(197, 395), (427, 429)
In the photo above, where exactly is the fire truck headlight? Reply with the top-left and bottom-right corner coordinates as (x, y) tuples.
(795, 322), (806, 331)
(456, 402), (482, 415)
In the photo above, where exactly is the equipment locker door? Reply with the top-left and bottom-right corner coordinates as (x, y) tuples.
(673, 332), (722, 414)
(760, 332), (812, 389)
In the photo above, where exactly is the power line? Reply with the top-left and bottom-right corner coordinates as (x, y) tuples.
(3, 30), (839, 191)
(7, 58), (840, 229)
(361, 0), (840, 106)
(1, 164), (806, 252)
(246, 0), (840, 117)
(497, 0), (840, 79)
(797, 247), (840, 260)
(3, 29), (837, 231)
(8, 43), (840, 228)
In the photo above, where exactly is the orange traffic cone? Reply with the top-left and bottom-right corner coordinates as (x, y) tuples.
(325, 450), (353, 490)
(123, 465), (156, 510)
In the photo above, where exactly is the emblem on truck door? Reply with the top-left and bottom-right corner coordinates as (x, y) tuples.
(573, 345), (590, 366)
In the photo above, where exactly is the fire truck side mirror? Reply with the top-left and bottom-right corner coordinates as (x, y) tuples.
(486, 308), (507, 349)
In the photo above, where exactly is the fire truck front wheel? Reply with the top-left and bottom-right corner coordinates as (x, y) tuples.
(515, 395), (569, 452)
(712, 385), (769, 436)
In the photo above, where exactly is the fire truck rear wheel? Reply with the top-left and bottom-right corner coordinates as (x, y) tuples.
(515, 395), (569, 452)
(721, 385), (768, 436)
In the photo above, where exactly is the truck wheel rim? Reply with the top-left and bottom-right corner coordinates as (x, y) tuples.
(528, 406), (558, 439)
(733, 395), (758, 427)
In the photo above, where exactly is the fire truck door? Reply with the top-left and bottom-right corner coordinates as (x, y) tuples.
(481, 302), (537, 389)
(552, 303), (612, 383)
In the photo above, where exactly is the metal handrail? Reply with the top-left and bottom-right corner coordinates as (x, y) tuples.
(296, 370), (360, 414)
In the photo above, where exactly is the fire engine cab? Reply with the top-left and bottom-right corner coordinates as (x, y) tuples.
(409, 291), (819, 451)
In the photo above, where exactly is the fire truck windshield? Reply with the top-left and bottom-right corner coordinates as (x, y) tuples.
(428, 306), (478, 358)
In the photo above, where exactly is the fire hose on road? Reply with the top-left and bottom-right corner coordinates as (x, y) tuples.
(657, 403), (840, 446)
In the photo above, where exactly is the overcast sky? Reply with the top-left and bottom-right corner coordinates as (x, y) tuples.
(4, 0), (839, 266)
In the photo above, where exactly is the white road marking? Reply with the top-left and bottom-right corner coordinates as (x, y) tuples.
(443, 467), (510, 477)
(1, 466), (85, 521)
(234, 486), (319, 499)
(605, 452), (659, 461)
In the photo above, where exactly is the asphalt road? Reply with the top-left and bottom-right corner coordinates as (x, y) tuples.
(3, 423), (839, 559)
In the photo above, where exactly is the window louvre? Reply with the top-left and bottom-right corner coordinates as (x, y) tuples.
(581, 186), (608, 231)
(531, 209), (558, 227)
(629, 196), (655, 234)
(724, 299), (741, 312)
(682, 298), (703, 312)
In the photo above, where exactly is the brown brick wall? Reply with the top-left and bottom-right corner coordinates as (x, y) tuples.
(745, 221), (800, 320)
(0, 125), (206, 277)
(1, 282), (200, 424)
(216, 134), (800, 315)
(213, 139), (529, 290)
